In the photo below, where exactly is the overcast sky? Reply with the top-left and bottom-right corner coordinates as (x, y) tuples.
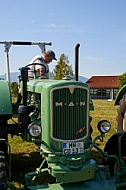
(0, 0), (126, 78)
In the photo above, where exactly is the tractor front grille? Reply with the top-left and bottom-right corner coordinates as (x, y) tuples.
(50, 85), (89, 141)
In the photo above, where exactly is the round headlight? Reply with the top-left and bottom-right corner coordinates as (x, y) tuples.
(28, 123), (41, 137)
(97, 120), (111, 133)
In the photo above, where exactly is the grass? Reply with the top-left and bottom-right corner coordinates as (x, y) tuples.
(90, 100), (118, 143)
(7, 100), (119, 188)
(90, 100), (118, 164)
(8, 136), (40, 188)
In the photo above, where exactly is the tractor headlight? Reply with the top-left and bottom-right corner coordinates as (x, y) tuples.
(28, 123), (41, 137)
(97, 120), (111, 133)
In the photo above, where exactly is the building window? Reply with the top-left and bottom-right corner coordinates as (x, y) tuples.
(113, 88), (119, 99)
(90, 89), (110, 99)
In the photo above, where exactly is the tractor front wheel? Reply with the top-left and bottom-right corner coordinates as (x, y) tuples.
(103, 132), (126, 177)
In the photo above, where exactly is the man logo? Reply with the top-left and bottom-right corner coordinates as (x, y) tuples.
(55, 101), (85, 107)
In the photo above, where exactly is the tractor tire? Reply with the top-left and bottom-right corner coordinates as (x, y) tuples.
(103, 132), (126, 177)
(0, 151), (7, 190)
(0, 117), (8, 161)
(116, 94), (126, 131)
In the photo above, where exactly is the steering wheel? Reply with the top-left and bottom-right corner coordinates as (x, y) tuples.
(25, 63), (46, 78)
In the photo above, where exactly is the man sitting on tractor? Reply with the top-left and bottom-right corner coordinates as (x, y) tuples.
(27, 50), (57, 79)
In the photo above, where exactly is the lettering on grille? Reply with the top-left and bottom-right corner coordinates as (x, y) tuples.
(55, 101), (85, 107)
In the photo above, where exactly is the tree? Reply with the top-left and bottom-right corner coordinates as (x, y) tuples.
(10, 82), (18, 97)
(119, 72), (126, 89)
(53, 54), (74, 79)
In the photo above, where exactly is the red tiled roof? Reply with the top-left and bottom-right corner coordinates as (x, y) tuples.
(86, 76), (119, 88)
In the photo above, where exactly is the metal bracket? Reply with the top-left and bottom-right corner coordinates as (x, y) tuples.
(4, 42), (12, 53)
(38, 43), (46, 53)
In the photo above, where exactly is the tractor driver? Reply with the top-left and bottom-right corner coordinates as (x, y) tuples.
(28, 50), (57, 79)
(17, 50), (57, 104)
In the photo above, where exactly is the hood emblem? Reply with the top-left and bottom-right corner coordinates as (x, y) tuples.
(76, 126), (85, 135)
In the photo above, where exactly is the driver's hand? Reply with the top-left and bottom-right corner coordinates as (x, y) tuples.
(36, 67), (46, 77)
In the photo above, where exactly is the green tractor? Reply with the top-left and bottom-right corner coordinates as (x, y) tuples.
(0, 41), (126, 190)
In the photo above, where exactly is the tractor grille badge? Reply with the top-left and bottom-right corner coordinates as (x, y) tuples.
(76, 126), (85, 135)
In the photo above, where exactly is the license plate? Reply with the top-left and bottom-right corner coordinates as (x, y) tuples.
(62, 142), (84, 155)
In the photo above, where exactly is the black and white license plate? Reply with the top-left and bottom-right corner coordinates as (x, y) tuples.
(62, 142), (84, 155)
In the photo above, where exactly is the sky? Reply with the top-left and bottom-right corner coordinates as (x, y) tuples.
(0, 0), (126, 78)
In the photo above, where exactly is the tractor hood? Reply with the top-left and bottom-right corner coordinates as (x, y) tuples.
(26, 79), (94, 111)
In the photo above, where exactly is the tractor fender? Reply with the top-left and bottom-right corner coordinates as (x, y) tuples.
(115, 84), (126, 105)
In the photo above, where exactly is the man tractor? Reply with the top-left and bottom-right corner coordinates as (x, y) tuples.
(0, 41), (126, 190)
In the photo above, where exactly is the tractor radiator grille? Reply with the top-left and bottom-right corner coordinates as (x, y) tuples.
(51, 85), (89, 141)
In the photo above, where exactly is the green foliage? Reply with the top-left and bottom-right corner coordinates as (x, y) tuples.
(10, 82), (18, 96)
(119, 72), (126, 89)
(53, 54), (73, 79)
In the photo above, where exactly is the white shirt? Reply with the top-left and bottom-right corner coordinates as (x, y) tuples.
(28, 55), (49, 79)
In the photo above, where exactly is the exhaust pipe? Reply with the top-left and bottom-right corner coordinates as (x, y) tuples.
(19, 67), (29, 106)
(75, 43), (80, 81)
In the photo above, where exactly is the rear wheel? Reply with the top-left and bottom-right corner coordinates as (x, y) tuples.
(0, 116), (8, 161)
(0, 116), (10, 190)
(0, 151), (7, 190)
(116, 94), (126, 131)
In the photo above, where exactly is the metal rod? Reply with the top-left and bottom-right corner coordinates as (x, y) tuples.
(5, 51), (11, 85)
(0, 41), (52, 46)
